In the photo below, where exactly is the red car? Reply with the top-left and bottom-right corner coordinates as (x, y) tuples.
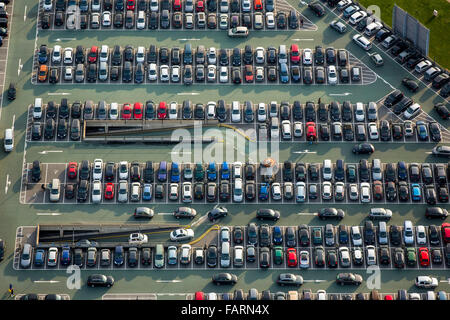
(157, 102), (167, 119)
(67, 162), (78, 179)
(254, 0), (263, 10)
(104, 183), (115, 200)
(418, 247), (430, 267)
(194, 291), (204, 300)
(306, 122), (317, 142)
(88, 46), (98, 63)
(173, 0), (182, 11)
(244, 65), (253, 83)
(384, 295), (393, 300)
(133, 102), (143, 119)
(126, 0), (135, 10)
(286, 248), (297, 267)
(196, 0), (204, 12)
(121, 103), (132, 119)
(441, 223), (450, 243)
(290, 44), (300, 64)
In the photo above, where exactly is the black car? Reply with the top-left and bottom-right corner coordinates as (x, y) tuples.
(318, 103), (328, 121)
(44, 119), (55, 139)
(86, 64), (97, 82)
(259, 247), (270, 268)
(87, 274), (114, 288)
(308, 1), (325, 16)
(256, 209), (280, 221)
(49, 68), (59, 84)
(245, 182), (255, 201)
(402, 77), (419, 92)
(393, 248), (405, 268)
(429, 122), (441, 142)
(384, 90), (404, 107)
(212, 273), (238, 285)
(317, 208), (344, 220)
(194, 103), (204, 119)
(276, 12), (286, 29)
(336, 273), (362, 286)
(288, 10), (298, 29)
(314, 46), (324, 64)
(207, 206), (228, 221)
(77, 179), (89, 202)
(298, 225), (310, 246)
(31, 160), (41, 182)
(57, 119), (67, 139)
(393, 96), (413, 114)
(114, 12), (123, 27)
(326, 47), (336, 64)
(206, 245), (218, 267)
(390, 225), (402, 245)
(428, 225), (441, 245)
(352, 143), (374, 154)
(364, 221), (375, 245)
(232, 67), (242, 84)
(434, 103), (449, 120)
(122, 61), (132, 82)
(425, 207), (448, 220)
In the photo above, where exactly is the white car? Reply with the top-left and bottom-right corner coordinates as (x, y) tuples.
(270, 117), (280, 139)
(102, 11), (112, 26)
(64, 67), (73, 81)
(353, 34), (372, 50)
(299, 251), (310, 269)
(148, 63), (157, 81)
(242, 0), (251, 12)
(130, 182), (141, 202)
(43, 0), (53, 11)
(170, 228), (195, 241)
(219, 14), (228, 30)
(52, 45), (62, 63)
(169, 101), (178, 119)
(119, 161), (129, 180)
(338, 247), (351, 267)
(171, 66), (181, 82)
(219, 66), (228, 83)
(220, 227), (231, 242)
(182, 182), (192, 203)
(322, 182), (332, 200)
(349, 10), (367, 25)
(47, 247), (58, 267)
(327, 65), (338, 85)
(337, 0), (352, 10)
(257, 103), (267, 122)
(136, 46), (145, 64)
(231, 101), (241, 122)
(355, 102), (365, 122)
(368, 122), (379, 139)
(415, 276), (438, 289)
(233, 162), (242, 179)
(322, 159), (333, 180)
(136, 11), (146, 29)
(207, 47), (217, 64)
(349, 184), (359, 201)
(416, 225), (427, 245)
(91, 0), (101, 11)
(129, 233), (148, 244)
(117, 180), (128, 203)
(293, 122), (303, 137)
(271, 183), (282, 200)
(160, 65), (170, 82)
(169, 183), (179, 201)
(99, 45), (108, 62)
(109, 103), (119, 119)
(360, 182), (371, 203)
(404, 103), (421, 119)
(180, 244), (192, 264)
(255, 67), (264, 82)
(353, 247), (363, 264)
(92, 159), (103, 180)
(150, 0), (159, 11)
(207, 65), (217, 82)
(351, 226), (362, 246)
(184, 0), (194, 12)
(366, 245), (377, 265)
(317, 290), (327, 300)
(296, 182), (306, 203)
(266, 12), (275, 29)
(255, 47), (265, 64)
(302, 48), (313, 65)
(334, 182), (345, 201)
(63, 47), (73, 64)
(207, 101), (216, 119)
(92, 180), (102, 203)
(404, 121), (414, 137)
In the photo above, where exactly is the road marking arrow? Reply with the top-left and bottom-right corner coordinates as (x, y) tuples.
(38, 150), (63, 155)
(37, 213), (62, 216)
(48, 92), (71, 96)
(33, 280), (60, 284)
(329, 92), (352, 96)
(156, 280), (183, 283)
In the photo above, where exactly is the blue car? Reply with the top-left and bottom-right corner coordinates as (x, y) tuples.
(158, 161), (167, 182)
(114, 246), (124, 266)
(34, 249), (45, 267)
(411, 183), (422, 201)
(279, 63), (289, 83)
(416, 121), (428, 141)
(221, 162), (230, 180)
(38, 45), (48, 64)
(343, 5), (358, 18)
(397, 161), (408, 180)
(60, 246), (71, 266)
(207, 162), (217, 181)
(142, 184), (152, 201)
(259, 183), (269, 201)
(273, 226), (283, 245)
(170, 162), (180, 183)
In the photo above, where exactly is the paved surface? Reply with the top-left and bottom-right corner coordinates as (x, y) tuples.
(0, 0), (449, 300)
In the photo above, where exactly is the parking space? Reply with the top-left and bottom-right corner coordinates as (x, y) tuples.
(37, 0), (317, 32)
(31, 45), (377, 86)
(20, 160), (450, 205)
(15, 224), (450, 271)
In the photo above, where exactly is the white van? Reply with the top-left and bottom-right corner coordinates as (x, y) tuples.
(364, 21), (383, 36)
(4, 128), (13, 152)
(278, 45), (287, 64)
(378, 221), (388, 244)
(220, 241), (231, 267)
(233, 178), (243, 202)
(233, 246), (244, 267)
(33, 98), (43, 119)
(49, 178), (61, 202)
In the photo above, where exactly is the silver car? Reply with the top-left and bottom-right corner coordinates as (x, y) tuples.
(75, 64), (85, 82)
(349, 184), (359, 201)
(98, 61), (108, 81)
(167, 246), (178, 265)
(338, 247), (351, 267)
(118, 180), (128, 203)
(130, 182), (141, 202)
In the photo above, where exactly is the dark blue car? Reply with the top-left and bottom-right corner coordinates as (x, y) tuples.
(207, 162), (217, 181)
(259, 183), (269, 201)
(397, 161), (408, 180)
(114, 246), (124, 266)
(34, 249), (45, 267)
(158, 161), (167, 182)
(170, 162), (180, 183)
(221, 162), (230, 180)
(273, 226), (283, 245)
(60, 246), (71, 266)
